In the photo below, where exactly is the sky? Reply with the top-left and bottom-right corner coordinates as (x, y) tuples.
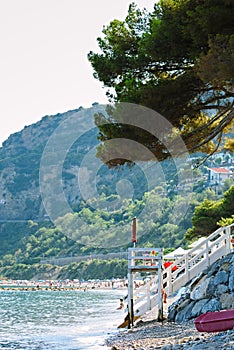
(0, 0), (155, 146)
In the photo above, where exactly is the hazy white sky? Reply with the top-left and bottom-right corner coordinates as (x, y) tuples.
(0, 0), (155, 146)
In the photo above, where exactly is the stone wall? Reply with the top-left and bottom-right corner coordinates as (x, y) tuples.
(168, 252), (234, 322)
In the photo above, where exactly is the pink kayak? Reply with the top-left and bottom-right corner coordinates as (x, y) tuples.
(195, 309), (234, 332)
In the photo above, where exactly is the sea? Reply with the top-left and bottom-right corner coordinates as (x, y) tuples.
(0, 289), (126, 350)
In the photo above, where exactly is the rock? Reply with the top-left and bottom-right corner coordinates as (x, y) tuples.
(219, 261), (231, 272)
(228, 269), (234, 291)
(231, 254), (234, 264)
(207, 259), (221, 278)
(219, 253), (233, 264)
(173, 345), (182, 349)
(168, 253), (234, 324)
(206, 277), (217, 296)
(177, 298), (191, 311)
(220, 293), (234, 309)
(213, 270), (229, 285)
(175, 301), (195, 322)
(168, 305), (178, 321)
(176, 286), (191, 299)
(168, 293), (190, 321)
(215, 283), (228, 296)
(191, 299), (209, 318)
(190, 278), (211, 300)
(201, 298), (221, 314)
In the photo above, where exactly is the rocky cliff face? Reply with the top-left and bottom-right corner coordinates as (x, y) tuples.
(0, 107), (93, 221)
(168, 252), (234, 322)
(0, 105), (148, 222)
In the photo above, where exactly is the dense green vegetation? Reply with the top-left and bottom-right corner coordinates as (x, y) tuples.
(1, 180), (234, 280)
(186, 185), (234, 240)
(58, 259), (128, 280)
(0, 259), (128, 281)
(88, 0), (234, 165)
(0, 263), (59, 281)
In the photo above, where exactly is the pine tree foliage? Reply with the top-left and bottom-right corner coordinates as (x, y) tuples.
(88, 0), (234, 166)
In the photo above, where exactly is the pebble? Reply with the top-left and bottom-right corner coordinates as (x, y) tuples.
(107, 294), (234, 350)
(106, 320), (234, 350)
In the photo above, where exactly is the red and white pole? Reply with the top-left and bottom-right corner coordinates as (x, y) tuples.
(132, 217), (137, 247)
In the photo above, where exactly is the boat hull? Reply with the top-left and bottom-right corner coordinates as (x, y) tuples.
(195, 309), (234, 332)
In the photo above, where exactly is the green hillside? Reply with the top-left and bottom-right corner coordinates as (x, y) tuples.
(0, 107), (233, 280)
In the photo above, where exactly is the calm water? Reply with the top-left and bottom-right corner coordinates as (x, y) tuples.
(0, 289), (125, 349)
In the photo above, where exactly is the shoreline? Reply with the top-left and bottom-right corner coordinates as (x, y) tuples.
(105, 294), (234, 350)
(106, 317), (234, 350)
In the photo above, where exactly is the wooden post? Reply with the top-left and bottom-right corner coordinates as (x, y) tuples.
(127, 248), (135, 328)
(132, 217), (137, 246)
(127, 269), (134, 328)
(131, 297), (134, 327)
(127, 218), (137, 327)
(127, 271), (131, 329)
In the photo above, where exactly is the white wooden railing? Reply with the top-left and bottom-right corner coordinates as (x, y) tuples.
(131, 223), (234, 319)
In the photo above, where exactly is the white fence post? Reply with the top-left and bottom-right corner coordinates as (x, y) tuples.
(168, 267), (172, 294)
(147, 283), (151, 310)
(157, 251), (163, 322)
(205, 240), (210, 267)
(226, 226), (231, 254)
(185, 253), (189, 281)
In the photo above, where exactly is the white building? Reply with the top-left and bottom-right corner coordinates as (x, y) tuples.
(208, 167), (233, 185)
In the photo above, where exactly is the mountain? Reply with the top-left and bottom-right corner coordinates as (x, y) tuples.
(0, 105), (153, 222)
(0, 105), (233, 280)
(0, 108), (80, 221)
(0, 105), (154, 258)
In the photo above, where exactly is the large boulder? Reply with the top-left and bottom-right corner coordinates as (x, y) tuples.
(228, 269), (234, 291)
(190, 278), (211, 300)
(190, 299), (209, 318)
(201, 298), (221, 314)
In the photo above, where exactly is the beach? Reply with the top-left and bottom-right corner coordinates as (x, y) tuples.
(0, 278), (127, 291)
(106, 295), (234, 350)
(106, 317), (234, 349)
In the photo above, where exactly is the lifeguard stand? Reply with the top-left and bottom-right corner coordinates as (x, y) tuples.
(127, 247), (163, 328)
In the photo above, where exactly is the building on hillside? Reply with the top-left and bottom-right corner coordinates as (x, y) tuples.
(208, 167), (233, 185)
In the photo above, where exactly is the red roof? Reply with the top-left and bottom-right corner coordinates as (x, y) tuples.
(209, 167), (231, 174)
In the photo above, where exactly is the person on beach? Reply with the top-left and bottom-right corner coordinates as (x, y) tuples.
(116, 298), (124, 310)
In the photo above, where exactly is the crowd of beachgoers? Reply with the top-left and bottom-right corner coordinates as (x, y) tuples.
(0, 278), (129, 290)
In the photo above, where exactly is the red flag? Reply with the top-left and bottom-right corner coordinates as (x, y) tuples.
(132, 217), (137, 243)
